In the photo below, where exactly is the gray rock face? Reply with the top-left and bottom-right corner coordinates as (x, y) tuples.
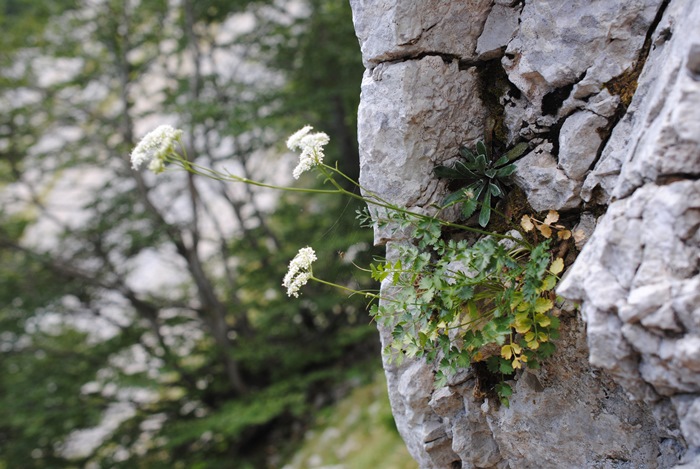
(513, 143), (582, 211)
(559, 182), (700, 394)
(357, 56), (485, 213)
(475, 3), (521, 61)
(497, 0), (665, 210)
(351, 0), (698, 467)
(376, 243), (460, 468)
(503, 0), (662, 106)
(558, 110), (609, 181)
(488, 320), (661, 469)
(350, 0), (492, 68)
(357, 55), (486, 242)
(558, 2), (700, 465)
(582, 1), (700, 204)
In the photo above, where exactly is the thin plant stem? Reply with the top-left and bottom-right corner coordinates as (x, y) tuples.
(310, 276), (379, 300)
(316, 162), (528, 245)
(170, 146), (530, 246)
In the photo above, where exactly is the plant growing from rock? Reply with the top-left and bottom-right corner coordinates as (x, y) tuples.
(434, 140), (527, 227)
(367, 214), (563, 406)
(131, 125), (564, 407)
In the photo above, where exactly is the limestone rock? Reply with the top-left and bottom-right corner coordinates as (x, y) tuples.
(502, 0), (663, 106)
(572, 212), (597, 250)
(428, 386), (462, 418)
(349, 0), (492, 68)
(674, 396), (700, 448)
(475, 3), (521, 61)
(559, 11), (700, 452)
(513, 144), (582, 211)
(558, 179), (700, 440)
(351, 0), (698, 466)
(357, 55), (485, 243)
(558, 111), (609, 180)
(451, 408), (502, 468)
(488, 320), (661, 468)
(583, 0), (700, 203)
(376, 242), (460, 469)
(584, 89), (621, 118)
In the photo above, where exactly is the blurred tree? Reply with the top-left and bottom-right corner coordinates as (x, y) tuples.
(250, 0), (365, 180)
(0, 0), (375, 467)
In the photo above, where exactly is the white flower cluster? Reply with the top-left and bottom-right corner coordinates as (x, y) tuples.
(286, 125), (329, 179)
(282, 246), (317, 297)
(130, 125), (183, 173)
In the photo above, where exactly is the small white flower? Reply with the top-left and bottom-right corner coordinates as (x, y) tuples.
(282, 246), (317, 297)
(287, 126), (330, 179)
(148, 158), (166, 174)
(286, 125), (313, 151)
(130, 125), (183, 171)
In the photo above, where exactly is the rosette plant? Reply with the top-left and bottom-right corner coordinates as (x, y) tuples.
(435, 141), (527, 227)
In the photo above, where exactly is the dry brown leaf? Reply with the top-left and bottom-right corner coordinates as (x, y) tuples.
(573, 229), (587, 247)
(538, 223), (552, 238)
(557, 229), (572, 240)
(521, 215), (535, 232)
(544, 210), (559, 225)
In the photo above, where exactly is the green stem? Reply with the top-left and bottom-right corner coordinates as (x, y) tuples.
(310, 276), (380, 300)
(317, 163), (527, 244)
(171, 156), (340, 195)
(446, 309), (497, 331)
(169, 147), (530, 247)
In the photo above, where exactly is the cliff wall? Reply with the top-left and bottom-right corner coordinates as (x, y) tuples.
(350, 1), (700, 467)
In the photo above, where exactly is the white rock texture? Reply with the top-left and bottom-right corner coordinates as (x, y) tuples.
(357, 56), (485, 209)
(351, 0), (699, 467)
(558, 110), (609, 181)
(558, 2), (700, 467)
(475, 3), (521, 61)
(582, 0), (700, 204)
(502, 0), (663, 106)
(350, 0), (492, 68)
(513, 143), (582, 211)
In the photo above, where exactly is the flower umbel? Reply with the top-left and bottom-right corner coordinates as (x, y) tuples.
(286, 125), (313, 151)
(287, 126), (329, 179)
(130, 125), (183, 172)
(283, 246), (317, 297)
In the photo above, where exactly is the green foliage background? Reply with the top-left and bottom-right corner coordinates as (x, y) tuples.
(0, 1), (403, 467)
